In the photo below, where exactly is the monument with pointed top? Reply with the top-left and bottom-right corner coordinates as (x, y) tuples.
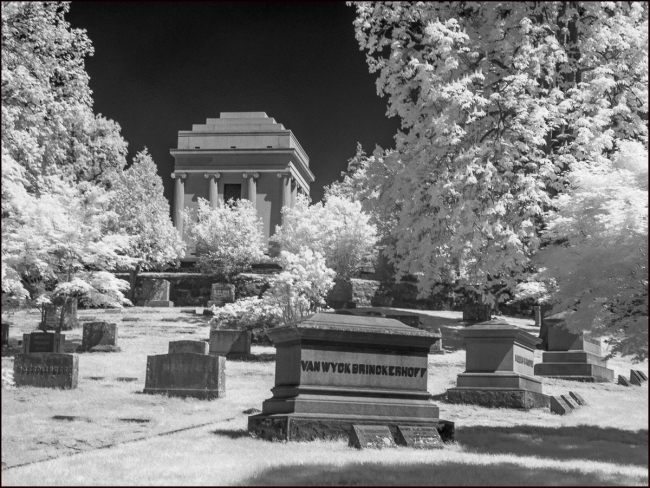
(170, 112), (315, 259)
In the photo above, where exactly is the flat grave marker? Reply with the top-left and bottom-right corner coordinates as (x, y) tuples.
(560, 394), (579, 410)
(618, 375), (632, 387)
(569, 391), (586, 406)
(550, 396), (573, 415)
(629, 370), (643, 386)
(634, 370), (648, 381)
(349, 425), (395, 450)
(395, 425), (444, 449)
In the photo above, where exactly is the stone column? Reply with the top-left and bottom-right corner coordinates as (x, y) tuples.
(204, 172), (221, 208)
(290, 178), (297, 208)
(171, 172), (187, 237)
(243, 172), (259, 210)
(278, 173), (292, 225)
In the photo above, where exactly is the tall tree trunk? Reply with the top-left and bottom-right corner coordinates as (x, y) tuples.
(128, 264), (141, 303)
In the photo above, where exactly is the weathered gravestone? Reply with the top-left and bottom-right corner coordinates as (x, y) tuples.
(2, 321), (11, 346)
(141, 279), (173, 307)
(40, 298), (78, 330)
(447, 319), (550, 409)
(634, 370), (648, 381)
(630, 370), (645, 386)
(13, 353), (78, 389)
(207, 283), (235, 308)
(248, 313), (454, 442)
(22, 332), (64, 354)
(209, 329), (251, 359)
(550, 395), (573, 415)
(560, 394), (580, 410)
(78, 322), (120, 352)
(534, 311), (614, 382)
(618, 375), (632, 387)
(569, 391), (586, 405)
(169, 340), (208, 355)
(143, 352), (225, 399)
(395, 425), (444, 449)
(349, 425), (396, 450)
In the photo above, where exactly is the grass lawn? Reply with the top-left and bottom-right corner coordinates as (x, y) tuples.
(2, 307), (648, 485)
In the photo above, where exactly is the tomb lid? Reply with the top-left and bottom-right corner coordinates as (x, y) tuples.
(458, 319), (541, 347)
(267, 313), (440, 349)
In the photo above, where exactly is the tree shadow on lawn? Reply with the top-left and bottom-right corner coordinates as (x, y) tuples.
(456, 424), (648, 467)
(239, 459), (640, 486)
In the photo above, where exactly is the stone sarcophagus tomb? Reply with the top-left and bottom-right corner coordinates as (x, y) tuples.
(447, 319), (549, 409)
(534, 311), (614, 382)
(248, 313), (452, 442)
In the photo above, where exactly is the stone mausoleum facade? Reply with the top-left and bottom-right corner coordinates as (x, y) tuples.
(170, 112), (314, 258)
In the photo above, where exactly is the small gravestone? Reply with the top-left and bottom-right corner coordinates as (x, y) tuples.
(569, 391), (586, 405)
(550, 396), (573, 415)
(2, 321), (11, 346)
(560, 394), (579, 410)
(142, 279), (173, 307)
(22, 332), (64, 353)
(629, 370), (643, 386)
(349, 425), (395, 449)
(13, 353), (78, 389)
(429, 328), (443, 353)
(208, 284), (235, 307)
(122, 317), (139, 322)
(78, 322), (120, 352)
(634, 370), (648, 381)
(143, 353), (225, 399)
(40, 299), (78, 330)
(169, 340), (208, 355)
(395, 425), (444, 449)
(104, 308), (123, 314)
(619, 375), (632, 386)
(209, 330), (251, 359)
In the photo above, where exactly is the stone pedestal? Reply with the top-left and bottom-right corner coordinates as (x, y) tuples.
(447, 319), (549, 409)
(534, 312), (614, 382)
(78, 322), (120, 353)
(143, 353), (225, 399)
(209, 330), (251, 358)
(248, 313), (454, 442)
(13, 353), (78, 389)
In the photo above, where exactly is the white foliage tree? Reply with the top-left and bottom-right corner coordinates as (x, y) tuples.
(350, 2), (648, 320)
(182, 198), (265, 278)
(271, 194), (378, 279)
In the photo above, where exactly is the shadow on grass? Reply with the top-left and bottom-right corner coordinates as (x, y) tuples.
(212, 428), (253, 439)
(239, 459), (641, 486)
(456, 425), (648, 467)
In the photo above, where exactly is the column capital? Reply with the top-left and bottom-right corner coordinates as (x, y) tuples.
(243, 172), (259, 179)
(203, 172), (221, 179)
(277, 172), (290, 179)
(171, 172), (187, 180)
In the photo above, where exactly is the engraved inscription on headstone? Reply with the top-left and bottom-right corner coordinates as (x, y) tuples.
(144, 353), (225, 399)
(23, 333), (64, 354)
(13, 353), (78, 389)
(395, 425), (444, 449)
(569, 391), (586, 406)
(349, 425), (395, 449)
(560, 394), (579, 410)
(210, 283), (235, 303)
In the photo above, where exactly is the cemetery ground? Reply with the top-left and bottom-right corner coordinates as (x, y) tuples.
(1, 307), (647, 486)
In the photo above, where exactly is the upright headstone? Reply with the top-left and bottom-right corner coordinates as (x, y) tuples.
(550, 395), (573, 415)
(447, 319), (549, 409)
(143, 353), (225, 399)
(208, 284), (235, 307)
(142, 279), (173, 307)
(169, 340), (208, 355)
(13, 353), (78, 389)
(248, 313), (454, 442)
(78, 322), (120, 352)
(40, 299), (78, 330)
(209, 329), (251, 359)
(2, 321), (11, 346)
(534, 311), (614, 382)
(22, 332), (64, 354)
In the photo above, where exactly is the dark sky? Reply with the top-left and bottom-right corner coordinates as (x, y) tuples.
(66, 2), (401, 204)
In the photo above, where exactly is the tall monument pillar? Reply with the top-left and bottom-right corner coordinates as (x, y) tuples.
(243, 172), (259, 210)
(172, 172), (187, 237)
(204, 172), (221, 208)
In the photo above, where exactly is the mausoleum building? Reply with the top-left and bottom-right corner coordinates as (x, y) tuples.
(170, 112), (314, 258)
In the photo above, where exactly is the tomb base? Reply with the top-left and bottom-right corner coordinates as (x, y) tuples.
(534, 362), (614, 382)
(142, 387), (224, 399)
(145, 300), (174, 307)
(455, 372), (543, 393)
(248, 412), (454, 443)
(446, 388), (550, 409)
